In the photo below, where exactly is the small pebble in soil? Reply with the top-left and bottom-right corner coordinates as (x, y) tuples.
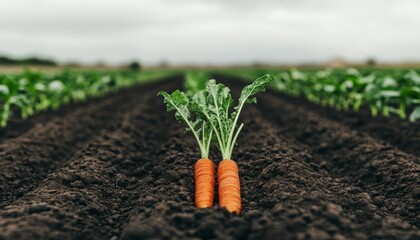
(360, 192), (371, 202)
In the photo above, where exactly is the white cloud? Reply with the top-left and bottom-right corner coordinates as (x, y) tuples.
(0, 0), (419, 65)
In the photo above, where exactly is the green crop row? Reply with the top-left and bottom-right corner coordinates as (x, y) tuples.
(217, 68), (420, 122)
(0, 69), (177, 127)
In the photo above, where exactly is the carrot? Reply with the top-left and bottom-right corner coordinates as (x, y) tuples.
(190, 75), (273, 213)
(218, 159), (241, 214)
(195, 158), (215, 208)
(161, 75), (273, 211)
(159, 90), (214, 209)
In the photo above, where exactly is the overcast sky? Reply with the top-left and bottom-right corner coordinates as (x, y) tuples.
(0, 0), (419, 65)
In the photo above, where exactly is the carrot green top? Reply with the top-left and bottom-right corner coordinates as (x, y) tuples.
(191, 74), (274, 160)
(159, 74), (274, 160)
(158, 90), (213, 159)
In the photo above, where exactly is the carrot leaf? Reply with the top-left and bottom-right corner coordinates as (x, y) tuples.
(191, 74), (274, 160)
(158, 90), (213, 159)
(184, 71), (209, 96)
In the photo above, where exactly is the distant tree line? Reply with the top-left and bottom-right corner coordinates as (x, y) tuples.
(0, 56), (57, 66)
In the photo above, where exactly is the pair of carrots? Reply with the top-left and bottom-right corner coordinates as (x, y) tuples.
(195, 158), (241, 214)
(160, 74), (274, 215)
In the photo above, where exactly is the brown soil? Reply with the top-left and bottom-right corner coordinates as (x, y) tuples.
(265, 90), (420, 157)
(0, 75), (418, 240)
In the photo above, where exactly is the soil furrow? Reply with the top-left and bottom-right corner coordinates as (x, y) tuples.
(214, 75), (419, 228)
(0, 76), (418, 239)
(238, 107), (419, 238)
(0, 93), (111, 143)
(0, 77), (176, 208)
(0, 79), (179, 239)
(270, 91), (420, 157)
(0, 94), (128, 208)
(119, 80), (419, 240)
(250, 86), (420, 228)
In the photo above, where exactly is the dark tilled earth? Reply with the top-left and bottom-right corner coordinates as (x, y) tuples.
(0, 75), (419, 240)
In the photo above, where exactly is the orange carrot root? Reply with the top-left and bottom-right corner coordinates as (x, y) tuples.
(195, 158), (215, 208)
(218, 159), (241, 214)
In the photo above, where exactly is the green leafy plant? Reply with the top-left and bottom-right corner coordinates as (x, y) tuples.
(0, 77), (31, 127)
(191, 74), (274, 160)
(184, 71), (209, 96)
(0, 69), (177, 127)
(159, 74), (274, 213)
(219, 68), (420, 122)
